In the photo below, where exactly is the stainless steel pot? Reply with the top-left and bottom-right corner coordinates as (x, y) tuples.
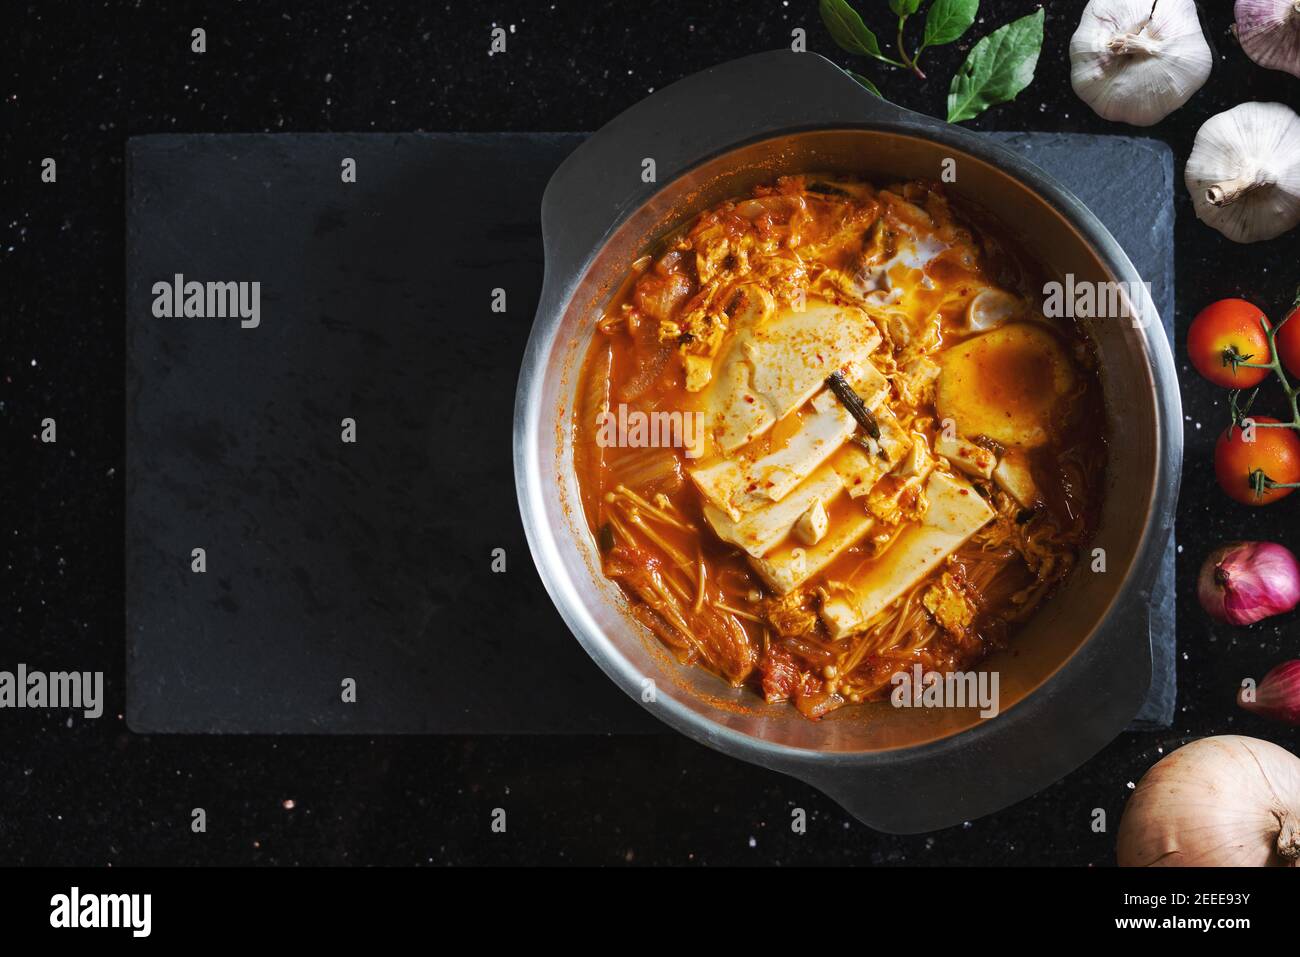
(514, 51), (1181, 833)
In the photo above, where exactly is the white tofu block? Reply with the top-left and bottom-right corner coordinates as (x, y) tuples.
(832, 444), (881, 498)
(934, 432), (996, 479)
(810, 361), (891, 415)
(689, 403), (853, 520)
(821, 471), (995, 639)
(705, 297), (881, 452)
(793, 499), (829, 546)
(830, 408), (911, 499)
(744, 302), (881, 420)
(702, 464), (844, 559)
(751, 500), (875, 594)
(993, 451), (1040, 508)
(689, 362), (889, 519)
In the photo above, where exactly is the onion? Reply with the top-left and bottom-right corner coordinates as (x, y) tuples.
(1239, 660), (1300, 725)
(1118, 736), (1300, 867)
(1196, 541), (1300, 626)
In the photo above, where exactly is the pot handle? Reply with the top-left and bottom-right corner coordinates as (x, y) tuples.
(767, 554), (1163, 834)
(539, 50), (920, 279)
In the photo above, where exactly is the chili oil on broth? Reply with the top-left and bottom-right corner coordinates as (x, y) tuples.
(574, 175), (1107, 720)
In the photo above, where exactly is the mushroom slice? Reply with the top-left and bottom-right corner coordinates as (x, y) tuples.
(966, 288), (1023, 331)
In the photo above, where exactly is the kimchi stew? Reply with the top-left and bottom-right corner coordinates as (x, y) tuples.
(574, 176), (1107, 719)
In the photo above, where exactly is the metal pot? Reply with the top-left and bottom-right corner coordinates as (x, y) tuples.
(514, 51), (1181, 833)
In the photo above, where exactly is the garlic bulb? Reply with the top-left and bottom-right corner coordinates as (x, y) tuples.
(1185, 102), (1300, 244)
(1070, 0), (1212, 126)
(1234, 0), (1300, 77)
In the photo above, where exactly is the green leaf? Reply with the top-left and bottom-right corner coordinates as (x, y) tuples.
(889, 0), (922, 16)
(819, 0), (884, 59)
(848, 70), (885, 98)
(922, 0), (979, 50)
(946, 8), (1044, 124)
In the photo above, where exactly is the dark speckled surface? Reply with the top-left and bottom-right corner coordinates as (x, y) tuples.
(3, 0), (1299, 864)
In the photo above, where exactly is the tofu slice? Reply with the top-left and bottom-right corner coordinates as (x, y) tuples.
(751, 498), (875, 594)
(821, 471), (995, 639)
(934, 432), (996, 479)
(689, 361), (889, 519)
(793, 500), (829, 546)
(690, 403), (853, 521)
(702, 464), (844, 559)
(706, 297), (881, 452)
(993, 450), (1040, 508)
(829, 406), (911, 498)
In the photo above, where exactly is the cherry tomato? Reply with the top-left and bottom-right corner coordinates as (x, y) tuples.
(1214, 417), (1300, 506)
(1187, 298), (1272, 389)
(1276, 297), (1300, 379)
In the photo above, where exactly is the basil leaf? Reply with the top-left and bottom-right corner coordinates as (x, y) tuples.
(946, 8), (1044, 124)
(847, 70), (885, 98)
(922, 0), (979, 50)
(819, 0), (884, 59)
(889, 0), (922, 16)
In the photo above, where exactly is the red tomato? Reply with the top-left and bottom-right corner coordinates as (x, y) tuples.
(1214, 417), (1300, 506)
(1276, 297), (1300, 379)
(1187, 299), (1272, 389)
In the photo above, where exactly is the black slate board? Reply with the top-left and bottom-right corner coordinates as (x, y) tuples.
(125, 131), (1175, 733)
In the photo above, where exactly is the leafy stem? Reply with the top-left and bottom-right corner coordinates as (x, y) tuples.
(897, 16), (927, 79)
(819, 1), (1041, 124)
(820, 0), (983, 95)
(819, 0), (908, 69)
